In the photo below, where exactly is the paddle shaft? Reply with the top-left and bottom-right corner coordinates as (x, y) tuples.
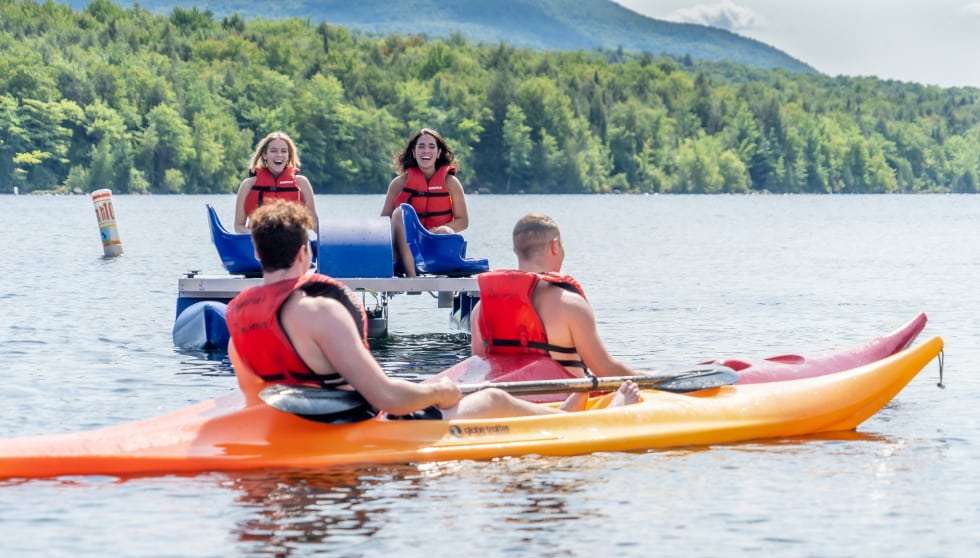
(458, 370), (732, 396)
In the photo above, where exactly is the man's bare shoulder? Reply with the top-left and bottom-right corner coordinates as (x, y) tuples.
(281, 293), (354, 330)
(556, 285), (589, 303)
(557, 288), (594, 319)
(534, 283), (593, 319)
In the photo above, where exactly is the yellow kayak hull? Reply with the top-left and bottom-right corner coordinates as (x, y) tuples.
(0, 337), (942, 479)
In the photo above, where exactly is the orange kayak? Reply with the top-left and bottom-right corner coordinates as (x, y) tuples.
(0, 337), (942, 480)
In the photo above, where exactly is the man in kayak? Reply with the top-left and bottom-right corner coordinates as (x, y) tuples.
(470, 213), (642, 407)
(227, 201), (639, 421)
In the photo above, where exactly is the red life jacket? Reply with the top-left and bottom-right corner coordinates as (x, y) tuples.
(226, 273), (368, 386)
(395, 165), (455, 229)
(477, 270), (587, 370)
(243, 167), (304, 217)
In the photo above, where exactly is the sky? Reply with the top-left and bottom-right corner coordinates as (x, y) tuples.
(615, 0), (980, 88)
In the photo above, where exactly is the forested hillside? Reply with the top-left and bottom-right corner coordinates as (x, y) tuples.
(2, 0), (979, 195)
(62, 0), (813, 73)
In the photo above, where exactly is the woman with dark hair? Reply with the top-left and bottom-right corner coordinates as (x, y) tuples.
(381, 128), (470, 277)
(234, 131), (317, 233)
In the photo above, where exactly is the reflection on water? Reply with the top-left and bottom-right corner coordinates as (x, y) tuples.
(484, 459), (590, 531)
(216, 458), (606, 555)
(228, 466), (418, 556)
(173, 349), (234, 375)
(735, 430), (896, 447)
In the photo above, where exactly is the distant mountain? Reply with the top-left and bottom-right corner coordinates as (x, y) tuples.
(63, 0), (813, 73)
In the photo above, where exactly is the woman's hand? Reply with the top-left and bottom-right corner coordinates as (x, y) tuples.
(429, 225), (456, 235)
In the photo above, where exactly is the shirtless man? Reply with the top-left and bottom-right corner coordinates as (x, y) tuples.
(471, 213), (642, 406)
(226, 202), (638, 422)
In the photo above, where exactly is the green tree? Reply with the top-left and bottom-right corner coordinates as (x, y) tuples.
(138, 104), (193, 191)
(162, 167), (186, 193)
(501, 104), (533, 193)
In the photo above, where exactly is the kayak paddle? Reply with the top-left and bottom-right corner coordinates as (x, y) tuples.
(259, 365), (738, 420)
(462, 366), (737, 396)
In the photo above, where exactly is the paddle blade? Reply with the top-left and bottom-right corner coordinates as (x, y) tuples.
(586, 366), (738, 394)
(259, 385), (376, 423)
(644, 368), (739, 392)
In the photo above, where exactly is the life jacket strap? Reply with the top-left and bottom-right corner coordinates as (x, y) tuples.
(252, 185), (300, 208)
(403, 187), (450, 199)
(416, 209), (454, 218)
(257, 371), (344, 388)
(553, 359), (588, 370)
(489, 339), (578, 354)
(488, 340), (587, 370)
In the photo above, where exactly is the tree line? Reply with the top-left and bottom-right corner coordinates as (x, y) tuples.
(2, 0), (979, 195)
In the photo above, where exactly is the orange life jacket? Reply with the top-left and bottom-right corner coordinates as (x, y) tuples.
(226, 273), (368, 387)
(477, 270), (587, 370)
(243, 167), (304, 217)
(395, 165), (455, 229)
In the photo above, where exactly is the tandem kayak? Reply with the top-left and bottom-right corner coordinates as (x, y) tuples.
(0, 336), (942, 480)
(435, 313), (927, 402)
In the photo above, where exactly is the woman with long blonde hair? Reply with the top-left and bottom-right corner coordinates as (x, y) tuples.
(234, 131), (317, 233)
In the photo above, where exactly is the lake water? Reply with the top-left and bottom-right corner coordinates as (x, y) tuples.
(0, 194), (978, 557)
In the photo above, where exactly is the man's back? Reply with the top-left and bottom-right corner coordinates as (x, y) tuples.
(472, 212), (640, 379)
(531, 281), (586, 373)
(532, 277), (636, 378)
(279, 291), (351, 378)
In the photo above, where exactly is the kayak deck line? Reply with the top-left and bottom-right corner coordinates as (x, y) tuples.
(0, 337), (943, 480)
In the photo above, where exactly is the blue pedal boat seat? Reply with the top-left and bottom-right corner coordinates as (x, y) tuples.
(207, 205), (261, 275)
(400, 203), (489, 276)
(206, 205), (318, 276)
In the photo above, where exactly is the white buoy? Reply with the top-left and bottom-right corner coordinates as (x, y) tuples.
(91, 188), (123, 257)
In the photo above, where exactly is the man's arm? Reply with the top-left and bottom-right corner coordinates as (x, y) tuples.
(287, 297), (461, 413)
(564, 295), (639, 377)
